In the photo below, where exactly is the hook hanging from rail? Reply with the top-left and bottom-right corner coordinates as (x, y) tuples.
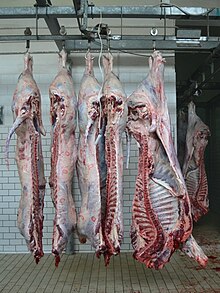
(152, 40), (156, 51)
(85, 40), (93, 60)
(87, 39), (91, 52)
(24, 27), (32, 52)
(107, 37), (110, 52)
(60, 25), (67, 49)
(106, 25), (112, 58)
(150, 27), (158, 52)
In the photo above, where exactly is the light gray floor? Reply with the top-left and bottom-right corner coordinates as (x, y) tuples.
(0, 221), (219, 293)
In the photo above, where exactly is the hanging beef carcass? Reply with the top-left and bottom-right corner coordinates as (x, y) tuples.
(182, 102), (210, 222)
(5, 52), (46, 263)
(77, 52), (105, 251)
(97, 53), (128, 265)
(127, 51), (208, 269)
(49, 49), (77, 266)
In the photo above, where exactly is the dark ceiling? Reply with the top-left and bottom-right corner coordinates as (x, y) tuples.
(175, 19), (220, 109)
(176, 57), (220, 109)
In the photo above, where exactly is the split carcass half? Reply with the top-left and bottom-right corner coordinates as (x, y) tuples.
(5, 52), (46, 263)
(127, 51), (208, 269)
(99, 53), (128, 265)
(182, 102), (210, 222)
(77, 52), (105, 251)
(49, 49), (77, 266)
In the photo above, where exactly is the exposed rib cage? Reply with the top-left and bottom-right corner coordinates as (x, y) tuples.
(97, 118), (107, 223)
(183, 101), (210, 222)
(103, 128), (123, 264)
(29, 130), (44, 262)
(50, 124), (60, 266)
(5, 52), (46, 264)
(127, 51), (208, 269)
(96, 53), (127, 265)
(185, 160), (208, 222)
(131, 135), (165, 268)
(50, 124), (59, 202)
(149, 180), (179, 232)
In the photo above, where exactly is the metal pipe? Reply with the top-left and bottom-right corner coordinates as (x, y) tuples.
(0, 35), (218, 51)
(0, 51), (59, 55)
(0, 50), (204, 56)
(163, 6), (167, 40)
(0, 34), (218, 41)
(72, 0), (90, 39)
(36, 6), (39, 39)
(36, 0), (62, 50)
(81, 0), (88, 31)
(72, 0), (82, 32)
(0, 6), (219, 20)
(0, 25), (180, 31)
(0, 35), (86, 41)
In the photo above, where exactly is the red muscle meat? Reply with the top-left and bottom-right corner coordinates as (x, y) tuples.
(98, 53), (128, 265)
(77, 52), (105, 251)
(49, 49), (77, 266)
(182, 102), (210, 222)
(5, 52), (46, 263)
(127, 51), (208, 269)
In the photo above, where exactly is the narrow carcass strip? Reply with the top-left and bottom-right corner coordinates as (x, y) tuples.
(77, 52), (104, 251)
(177, 109), (188, 169)
(99, 54), (128, 265)
(5, 52), (46, 263)
(182, 102), (210, 222)
(127, 51), (207, 269)
(49, 49), (77, 266)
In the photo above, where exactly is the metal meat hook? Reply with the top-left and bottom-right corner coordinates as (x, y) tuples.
(85, 40), (94, 60)
(24, 27), (32, 52)
(59, 25), (67, 50)
(152, 40), (156, 51)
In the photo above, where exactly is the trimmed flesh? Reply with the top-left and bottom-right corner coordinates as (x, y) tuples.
(182, 102), (210, 222)
(5, 52), (46, 263)
(127, 50), (208, 269)
(97, 53), (128, 265)
(49, 49), (77, 266)
(77, 52), (104, 251)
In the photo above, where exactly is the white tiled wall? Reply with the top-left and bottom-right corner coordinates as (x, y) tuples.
(0, 50), (176, 254)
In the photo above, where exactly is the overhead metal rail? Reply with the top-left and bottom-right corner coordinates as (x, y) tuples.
(0, 5), (220, 52)
(65, 37), (219, 52)
(0, 3), (219, 103)
(0, 35), (219, 52)
(0, 6), (219, 19)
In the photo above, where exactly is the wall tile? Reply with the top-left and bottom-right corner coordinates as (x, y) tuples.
(0, 52), (176, 256)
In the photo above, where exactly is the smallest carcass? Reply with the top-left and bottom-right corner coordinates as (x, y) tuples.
(182, 101), (211, 222)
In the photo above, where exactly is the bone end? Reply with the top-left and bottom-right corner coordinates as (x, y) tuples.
(55, 255), (61, 267)
(78, 235), (87, 244)
(52, 249), (61, 267)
